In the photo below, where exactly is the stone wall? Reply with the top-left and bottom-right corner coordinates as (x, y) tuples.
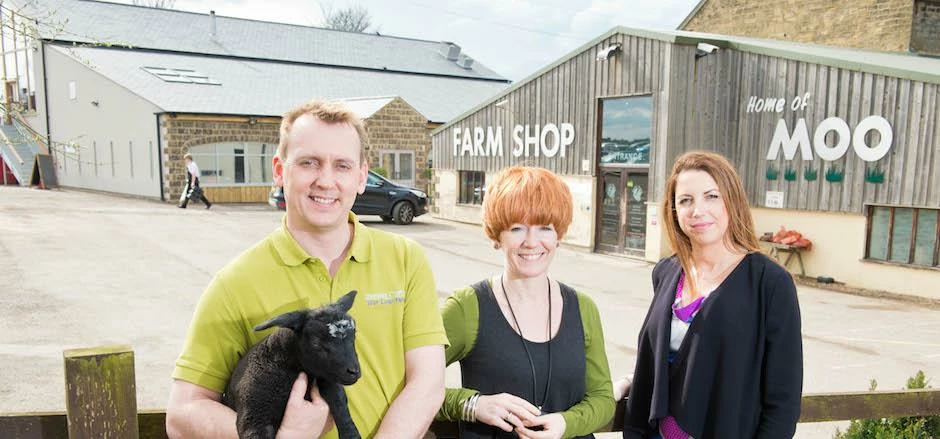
(683, 0), (914, 52)
(362, 97), (431, 192)
(161, 115), (279, 203)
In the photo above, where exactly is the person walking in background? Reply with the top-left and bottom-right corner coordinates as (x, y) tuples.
(438, 165), (615, 439)
(623, 151), (803, 439)
(179, 153), (212, 209)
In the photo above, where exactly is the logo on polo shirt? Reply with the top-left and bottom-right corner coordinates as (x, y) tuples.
(364, 290), (405, 306)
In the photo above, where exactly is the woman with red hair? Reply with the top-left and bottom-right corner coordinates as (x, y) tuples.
(437, 165), (615, 439)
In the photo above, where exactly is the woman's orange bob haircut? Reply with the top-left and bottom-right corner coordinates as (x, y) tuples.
(483, 166), (573, 242)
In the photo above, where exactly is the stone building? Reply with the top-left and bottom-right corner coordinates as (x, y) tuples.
(679, 0), (940, 56)
(0, 0), (509, 202)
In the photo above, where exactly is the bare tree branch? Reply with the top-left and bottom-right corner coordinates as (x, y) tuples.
(319, 1), (371, 33)
(131, 0), (176, 9)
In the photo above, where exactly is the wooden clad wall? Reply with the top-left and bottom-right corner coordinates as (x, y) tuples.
(203, 186), (270, 203)
(674, 49), (940, 213)
(431, 34), (674, 180)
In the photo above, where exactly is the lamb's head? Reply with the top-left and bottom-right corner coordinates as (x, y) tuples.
(254, 290), (361, 385)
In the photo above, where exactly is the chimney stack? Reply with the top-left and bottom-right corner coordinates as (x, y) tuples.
(210, 10), (217, 38)
(456, 54), (474, 69)
(438, 41), (461, 61)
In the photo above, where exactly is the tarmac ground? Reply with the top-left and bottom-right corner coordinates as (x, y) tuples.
(1, 186), (938, 438)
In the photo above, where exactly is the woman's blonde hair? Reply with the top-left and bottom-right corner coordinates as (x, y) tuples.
(483, 166), (573, 242)
(278, 99), (368, 163)
(661, 151), (760, 289)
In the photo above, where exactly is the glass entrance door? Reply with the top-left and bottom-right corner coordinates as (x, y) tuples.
(596, 169), (648, 256)
(624, 173), (648, 253)
(380, 151), (415, 188)
(598, 170), (624, 253)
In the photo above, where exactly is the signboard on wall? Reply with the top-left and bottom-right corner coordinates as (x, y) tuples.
(748, 94), (894, 165)
(765, 191), (784, 208)
(744, 93), (894, 188)
(451, 123), (574, 158)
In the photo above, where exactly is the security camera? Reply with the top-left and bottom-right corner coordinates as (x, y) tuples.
(596, 43), (622, 61)
(696, 42), (719, 54)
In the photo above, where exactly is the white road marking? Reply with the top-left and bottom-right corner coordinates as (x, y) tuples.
(810, 336), (940, 348)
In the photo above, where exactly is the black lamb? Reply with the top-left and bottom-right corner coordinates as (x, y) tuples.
(222, 290), (362, 439)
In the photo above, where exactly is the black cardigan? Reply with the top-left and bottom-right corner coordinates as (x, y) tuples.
(623, 253), (803, 439)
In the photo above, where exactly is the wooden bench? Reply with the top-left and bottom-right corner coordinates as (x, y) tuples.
(766, 242), (807, 276)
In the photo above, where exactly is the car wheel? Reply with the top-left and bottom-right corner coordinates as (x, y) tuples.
(380, 215), (393, 223)
(392, 201), (415, 225)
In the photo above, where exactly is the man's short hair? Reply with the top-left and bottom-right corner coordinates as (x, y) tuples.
(183, 153), (192, 160)
(278, 99), (368, 163)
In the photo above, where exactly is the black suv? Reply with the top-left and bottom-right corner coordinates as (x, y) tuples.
(268, 170), (429, 225)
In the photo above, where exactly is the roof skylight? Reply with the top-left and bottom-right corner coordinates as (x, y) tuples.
(141, 66), (221, 85)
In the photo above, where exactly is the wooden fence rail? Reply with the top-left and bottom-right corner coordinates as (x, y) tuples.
(1, 347), (938, 438)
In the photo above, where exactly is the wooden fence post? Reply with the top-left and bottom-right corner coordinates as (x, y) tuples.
(63, 345), (139, 439)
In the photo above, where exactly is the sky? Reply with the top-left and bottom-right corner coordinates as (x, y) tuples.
(114, 0), (701, 82)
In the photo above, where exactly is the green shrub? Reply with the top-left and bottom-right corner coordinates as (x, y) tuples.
(371, 167), (388, 178)
(834, 371), (940, 439)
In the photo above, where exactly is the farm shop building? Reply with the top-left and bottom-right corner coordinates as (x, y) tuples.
(430, 27), (940, 300)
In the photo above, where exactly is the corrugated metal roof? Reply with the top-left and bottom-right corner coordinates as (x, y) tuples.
(673, 29), (940, 85)
(54, 45), (507, 123)
(19, 0), (507, 82)
(434, 26), (940, 133)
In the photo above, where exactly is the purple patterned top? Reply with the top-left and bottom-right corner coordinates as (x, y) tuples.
(661, 272), (700, 439)
(672, 273), (705, 322)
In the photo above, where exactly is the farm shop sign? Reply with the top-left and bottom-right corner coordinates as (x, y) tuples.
(747, 94), (893, 162)
(451, 124), (575, 158)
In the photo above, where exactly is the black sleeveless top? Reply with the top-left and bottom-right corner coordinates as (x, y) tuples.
(458, 280), (591, 439)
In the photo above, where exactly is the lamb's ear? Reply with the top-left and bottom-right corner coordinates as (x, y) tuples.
(336, 290), (357, 313)
(254, 310), (307, 332)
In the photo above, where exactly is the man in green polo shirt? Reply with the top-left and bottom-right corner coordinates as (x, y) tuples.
(165, 99), (448, 439)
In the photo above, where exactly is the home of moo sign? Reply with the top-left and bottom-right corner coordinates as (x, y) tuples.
(749, 93), (894, 162)
(452, 123), (575, 158)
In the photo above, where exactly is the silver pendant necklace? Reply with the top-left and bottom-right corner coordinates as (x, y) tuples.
(500, 275), (553, 412)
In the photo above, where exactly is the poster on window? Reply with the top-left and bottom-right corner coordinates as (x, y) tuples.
(624, 175), (648, 250)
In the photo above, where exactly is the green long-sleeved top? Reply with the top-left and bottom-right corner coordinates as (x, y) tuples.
(437, 279), (615, 438)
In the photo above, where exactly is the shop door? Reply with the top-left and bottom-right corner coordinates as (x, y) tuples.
(596, 169), (648, 256)
(380, 151), (415, 188)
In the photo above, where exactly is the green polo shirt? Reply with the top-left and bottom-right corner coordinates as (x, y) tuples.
(173, 213), (448, 439)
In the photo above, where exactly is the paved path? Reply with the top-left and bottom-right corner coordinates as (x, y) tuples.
(1, 186), (938, 438)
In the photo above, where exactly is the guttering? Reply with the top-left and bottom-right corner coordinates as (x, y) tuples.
(155, 113), (164, 202)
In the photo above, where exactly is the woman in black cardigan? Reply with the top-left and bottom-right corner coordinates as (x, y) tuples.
(623, 151), (803, 439)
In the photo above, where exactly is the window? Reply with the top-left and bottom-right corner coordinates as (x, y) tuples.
(1, 8), (38, 112)
(366, 172), (386, 187)
(866, 206), (939, 268)
(188, 142), (275, 186)
(380, 150), (415, 187)
(600, 95), (652, 165)
(458, 170), (485, 205)
(141, 66), (222, 85)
